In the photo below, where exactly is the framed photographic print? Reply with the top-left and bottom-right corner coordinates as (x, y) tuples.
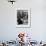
(16, 8), (31, 28)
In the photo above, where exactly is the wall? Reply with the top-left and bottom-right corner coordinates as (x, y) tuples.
(0, 0), (46, 42)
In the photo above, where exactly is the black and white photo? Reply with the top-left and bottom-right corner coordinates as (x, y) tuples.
(17, 10), (28, 25)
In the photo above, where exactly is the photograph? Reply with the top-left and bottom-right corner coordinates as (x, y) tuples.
(16, 8), (31, 28)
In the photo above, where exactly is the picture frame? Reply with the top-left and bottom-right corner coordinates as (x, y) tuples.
(16, 8), (31, 28)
